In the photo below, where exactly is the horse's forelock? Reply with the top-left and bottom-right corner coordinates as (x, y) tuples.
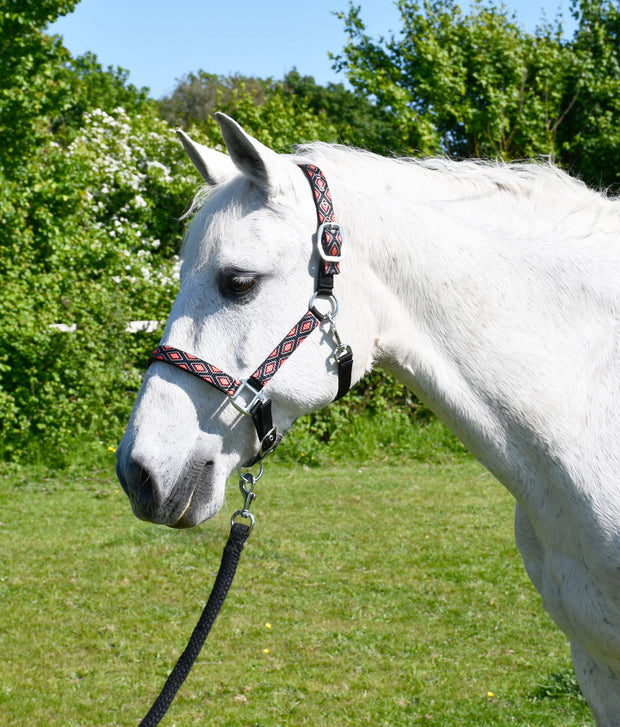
(180, 174), (259, 265)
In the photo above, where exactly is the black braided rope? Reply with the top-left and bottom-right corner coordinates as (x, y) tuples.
(137, 522), (251, 727)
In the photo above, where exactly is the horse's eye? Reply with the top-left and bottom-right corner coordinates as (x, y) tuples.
(232, 276), (256, 293)
(219, 272), (258, 298)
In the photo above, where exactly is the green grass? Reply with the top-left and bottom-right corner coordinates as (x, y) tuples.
(0, 456), (593, 726)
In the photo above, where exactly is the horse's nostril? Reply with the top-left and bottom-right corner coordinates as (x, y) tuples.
(119, 461), (160, 518)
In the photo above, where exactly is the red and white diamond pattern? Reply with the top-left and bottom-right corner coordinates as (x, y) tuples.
(148, 345), (241, 396)
(250, 310), (320, 384)
(299, 163), (342, 276)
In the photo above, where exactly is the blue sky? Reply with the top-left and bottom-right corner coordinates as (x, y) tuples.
(48, 0), (577, 99)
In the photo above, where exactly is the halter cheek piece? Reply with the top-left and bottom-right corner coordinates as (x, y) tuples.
(147, 164), (353, 466)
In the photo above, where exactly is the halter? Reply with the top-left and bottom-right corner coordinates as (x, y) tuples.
(147, 164), (353, 466)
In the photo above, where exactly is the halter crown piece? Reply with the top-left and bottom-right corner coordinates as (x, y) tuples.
(148, 164), (353, 467)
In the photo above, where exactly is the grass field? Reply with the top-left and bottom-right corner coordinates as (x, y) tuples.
(0, 455), (594, 726)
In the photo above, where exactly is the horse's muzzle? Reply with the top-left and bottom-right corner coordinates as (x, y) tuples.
(116, 457), (215, 528)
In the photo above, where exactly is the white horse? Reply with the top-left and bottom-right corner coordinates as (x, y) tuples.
(116, 113), (620, 725)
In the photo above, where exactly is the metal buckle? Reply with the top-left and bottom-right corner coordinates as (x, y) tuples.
(230, 379), (265, 417)
(334, 343), (353, 365)
(317, 222), (345, 262)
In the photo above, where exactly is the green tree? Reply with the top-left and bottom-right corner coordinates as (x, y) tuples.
(158, 71), (340, 149)
(0, 2), (200, 458)
(333, 0), (620, 188)
(333, 0), (580, 159)
(557, 0), (620, 187)
(281, 69), (406, 153)
(53, 51), (151, 140)
(158, 72), (269, 128)
(0, 0), (79, 169)
(1, 0), (154, 170)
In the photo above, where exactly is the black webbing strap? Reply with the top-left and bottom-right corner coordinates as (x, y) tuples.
(317, 239), (338, 295)
(244, 396), (279, 467)
(334, 348), (353, 401)
(137, 522), (251, 727)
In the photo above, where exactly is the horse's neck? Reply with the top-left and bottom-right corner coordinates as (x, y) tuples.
(360, 178), (525, 456)
(332, 154), (619, 495)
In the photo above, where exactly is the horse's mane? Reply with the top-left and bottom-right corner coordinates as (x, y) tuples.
(294, 142), (611, 209)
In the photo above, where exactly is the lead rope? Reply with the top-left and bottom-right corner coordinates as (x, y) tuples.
(135, 163), (352, 725)
(137, 469), (260, 727)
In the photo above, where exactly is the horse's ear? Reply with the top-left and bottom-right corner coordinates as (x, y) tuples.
(176, 128), (235, 186)
(215, 112), (287, 195)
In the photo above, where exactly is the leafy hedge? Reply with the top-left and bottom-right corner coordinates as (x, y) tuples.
(0, 106), (196, 456)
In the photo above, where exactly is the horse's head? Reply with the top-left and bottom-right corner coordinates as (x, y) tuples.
(115, 115), (370, 527)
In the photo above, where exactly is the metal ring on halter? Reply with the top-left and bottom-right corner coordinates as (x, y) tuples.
(237, 461), (264, 483)
(309, 291), (339, 321)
